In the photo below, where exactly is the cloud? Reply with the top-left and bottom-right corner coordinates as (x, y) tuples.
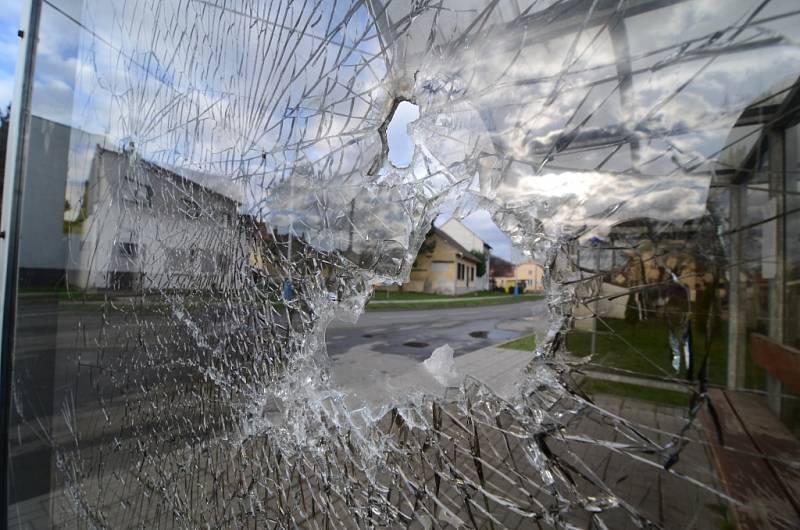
(15, 0), (800, 271)
(435, 209), (515, 262)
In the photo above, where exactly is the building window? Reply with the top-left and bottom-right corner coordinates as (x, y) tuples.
(121, 176), (153, 208)
(201, 251), (216, 273)
(431, 262), (448, 272)
(180, 197), (202, 219)
(118, 242), (138, 257)
(216, 253), (230, 271)
(457, 262), (464, 280)
(166, 249), (183, 271)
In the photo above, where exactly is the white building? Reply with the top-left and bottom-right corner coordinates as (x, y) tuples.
(439, 218), (492, 290)
(68, 146), (245, 292)
(17, 116), (248, 293)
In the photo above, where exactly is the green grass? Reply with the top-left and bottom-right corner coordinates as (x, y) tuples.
(371, 290), (514, 301)
(579, 378), (690, 408)
(500, 334), (537, 351)
(565, 318), (729, 386)
(365, 293), (543, 311)
(501, 317), (773, 396)
(499, 333), (691, 407)
(19, 287), (110, 302)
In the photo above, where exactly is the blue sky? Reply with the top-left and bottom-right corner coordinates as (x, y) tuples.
(387, 101), (515, 261)
(0, 2), (515, 261)
(0, 0), (21, 109)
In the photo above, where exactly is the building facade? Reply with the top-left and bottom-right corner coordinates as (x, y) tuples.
(439, 218), (492, 290)
(494, 260), (545, 293)
(68, 147), (244, 292)
(404, 228), (481, 295)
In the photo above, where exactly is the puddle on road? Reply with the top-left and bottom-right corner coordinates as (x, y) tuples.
(403, 341), (429, 348)
(469, 329), (517, 340)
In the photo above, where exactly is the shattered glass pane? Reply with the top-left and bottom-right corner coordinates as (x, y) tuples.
(4, 0), (800, 528)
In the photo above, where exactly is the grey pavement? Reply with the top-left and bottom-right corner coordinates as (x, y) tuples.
(326, 301), (549, 409)
(9, 391), (726, 530)
(9, 299), (729, 529)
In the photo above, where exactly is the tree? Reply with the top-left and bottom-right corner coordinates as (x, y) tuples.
(469, 250), (486, 277)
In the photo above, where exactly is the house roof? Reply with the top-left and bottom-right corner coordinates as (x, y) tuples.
(433, 227), (480, 263)
(440, 218), (493, 250)
(515, 260), (544, 269)
(491, 255), (514, 268)
(97, 146), (242, 206)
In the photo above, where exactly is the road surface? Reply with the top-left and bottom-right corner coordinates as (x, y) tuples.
(325, 300), (549, 407)
(326, 300), (547, 359)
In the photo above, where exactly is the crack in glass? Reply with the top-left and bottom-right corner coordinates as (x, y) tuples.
(6, 0), (800, 528)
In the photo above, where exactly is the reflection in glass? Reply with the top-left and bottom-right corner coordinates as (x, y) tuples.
(2, 1), (800, 528)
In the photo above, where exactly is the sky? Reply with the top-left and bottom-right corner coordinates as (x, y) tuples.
(0, 0), (20, 109)
(1, 1), (796, 268)
(436, 210), (517, 263)
(387, 101), (516, 261)
(0, 1), (515, 262)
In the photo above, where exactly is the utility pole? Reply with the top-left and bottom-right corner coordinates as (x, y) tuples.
(589, 237), (603, 356)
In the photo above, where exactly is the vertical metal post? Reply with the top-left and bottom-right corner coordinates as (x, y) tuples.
(766, 129), (785, 413)
(608, 13), (639, 166)
(0, 0), (42, 524)
(727, 183), (746, 389)
(591, 247), (599, 356)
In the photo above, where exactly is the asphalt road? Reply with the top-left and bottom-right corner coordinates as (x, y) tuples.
(7, 297), (547, 505)
(325, 300), (546, 360)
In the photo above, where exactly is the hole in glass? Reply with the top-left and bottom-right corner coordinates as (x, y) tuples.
(386, 101), (419, 168)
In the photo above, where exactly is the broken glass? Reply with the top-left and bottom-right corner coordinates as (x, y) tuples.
(3, 0), (800, 528)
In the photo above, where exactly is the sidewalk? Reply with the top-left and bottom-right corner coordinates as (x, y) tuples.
(332, 302), (551, 409)
(333, 342), (537, 409)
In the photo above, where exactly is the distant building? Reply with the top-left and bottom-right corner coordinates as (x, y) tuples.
(439, 218), (492, 290)
(489, 256), (514, 284)
(399, 227), (482, 295)
(242, 216), (344, 300)
(606, 219), (715, 305)
(515, 261), (544, 292)
(494, 260), (545, 293)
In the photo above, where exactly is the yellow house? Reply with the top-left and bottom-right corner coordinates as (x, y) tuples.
(516, 261), (544, 292)
(494, 261), (545, 293)
(402, 228), (482, 295)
